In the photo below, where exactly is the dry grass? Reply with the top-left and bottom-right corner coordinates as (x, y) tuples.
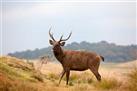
(93, 77), (122, 90)
(0, 56), (46, 91)
(125, 66), (137, 91)
(0, 72), (43, 91)
(0, 56), (137, 91)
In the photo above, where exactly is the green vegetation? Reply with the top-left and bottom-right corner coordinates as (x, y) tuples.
(0, 62), (22, 78)
(47, 73), (59, 80)
(93, 78), (122, 90)
(8, 41), (137, 62)
(0, 57), (43, 82)
(0, 56), (45, 91)
(68, 72), (94, 84)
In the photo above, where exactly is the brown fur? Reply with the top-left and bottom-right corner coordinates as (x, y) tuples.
(49, 30), (104, 85)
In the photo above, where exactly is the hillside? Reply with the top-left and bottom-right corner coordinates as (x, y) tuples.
(0, 56), (48, 91)
(0, 56), (137, 91)
(8, 41), (137, 62)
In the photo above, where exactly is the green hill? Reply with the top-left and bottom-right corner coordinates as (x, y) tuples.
(8, 41), (137, 62)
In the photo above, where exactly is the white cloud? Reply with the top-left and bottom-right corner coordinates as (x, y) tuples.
(2, 1), (136, 54)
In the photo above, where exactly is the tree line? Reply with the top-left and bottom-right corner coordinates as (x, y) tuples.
(8, 41), (137, 62)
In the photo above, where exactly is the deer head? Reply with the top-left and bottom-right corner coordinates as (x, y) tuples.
(49, 27), (72, 52)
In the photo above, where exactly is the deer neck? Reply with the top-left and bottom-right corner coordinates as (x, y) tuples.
(53, 47), (64, 63)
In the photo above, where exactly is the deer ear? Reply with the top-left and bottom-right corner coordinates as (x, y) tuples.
(60, 42), (65, 46)
(49, 40), (54, 45)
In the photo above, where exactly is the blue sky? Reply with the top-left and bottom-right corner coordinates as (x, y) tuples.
(0, 0), (136, 55)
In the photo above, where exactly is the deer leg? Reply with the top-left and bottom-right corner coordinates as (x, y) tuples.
(59, 69), (64, 76)
(96, 61), (100, 71)
(59, 70), (65, 84)
(89, 66), (101, 81)
(66, 68), (70, 85)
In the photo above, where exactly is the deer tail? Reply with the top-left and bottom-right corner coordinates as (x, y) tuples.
(100, 55), (104, 61)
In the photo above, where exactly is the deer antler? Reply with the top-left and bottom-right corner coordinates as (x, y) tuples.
(49, 27), (56, 41)
(59, 32), (72, 42)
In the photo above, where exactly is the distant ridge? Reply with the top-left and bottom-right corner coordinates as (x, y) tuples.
(8, 41), (137, 62)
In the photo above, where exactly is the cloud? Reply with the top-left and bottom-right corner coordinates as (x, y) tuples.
(2, 1), (136, 54)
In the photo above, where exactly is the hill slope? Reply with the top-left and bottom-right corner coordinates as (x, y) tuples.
(0, 56), (46, 91)
(0, 56), (137, 91)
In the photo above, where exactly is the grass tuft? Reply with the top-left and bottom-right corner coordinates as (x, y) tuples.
(0, 62), (22, 78)
(71, 84), (89, 91)
(126, 66), (137, 91)
(94, 77), (121, 90)
(31, 73), (44, 82)
(48, 73), (59, 80)
(69, 81), (74, 86)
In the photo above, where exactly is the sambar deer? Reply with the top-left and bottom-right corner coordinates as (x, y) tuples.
(49, 28), (104, 85)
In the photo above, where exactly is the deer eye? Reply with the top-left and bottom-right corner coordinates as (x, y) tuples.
(60, 42), (65, 46)
(49, 40), (54, 45)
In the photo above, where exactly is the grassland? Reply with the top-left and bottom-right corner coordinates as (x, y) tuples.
(0, 56), (137, 91)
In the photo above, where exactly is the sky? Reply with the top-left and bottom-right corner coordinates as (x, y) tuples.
(0, 0), (136, 55)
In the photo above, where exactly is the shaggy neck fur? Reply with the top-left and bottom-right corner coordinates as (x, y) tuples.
(53, 46), (65, 63)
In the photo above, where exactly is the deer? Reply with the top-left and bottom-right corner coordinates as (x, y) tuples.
(49, 28), (104, 85)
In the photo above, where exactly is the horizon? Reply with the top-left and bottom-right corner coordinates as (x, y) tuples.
(1, 0), (136, 55)
(6, 40), (137, 55)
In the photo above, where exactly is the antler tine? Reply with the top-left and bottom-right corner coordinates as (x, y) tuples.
(49, 27), (56, 41)
(59, 35), (63, 42)
(60, 32), (72, 41)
